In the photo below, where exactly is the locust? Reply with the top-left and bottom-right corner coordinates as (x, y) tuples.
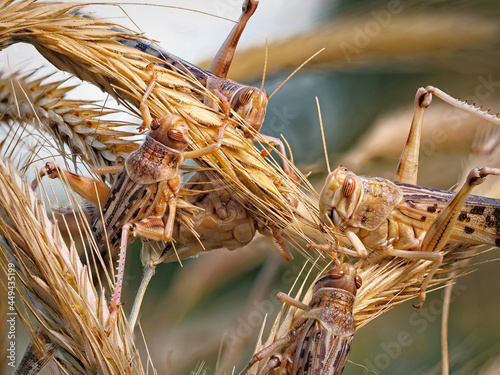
(119, 0), (296, 179)
(160, 170), (292, 263)
(311, 86), (500, 309)
(239, 264), (361, 375)
(33, 131), (293, 336)
(32, 72), (222, 334)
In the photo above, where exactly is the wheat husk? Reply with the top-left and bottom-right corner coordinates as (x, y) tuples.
(0, 69), (139, 168)
(0, 158), (145, 374)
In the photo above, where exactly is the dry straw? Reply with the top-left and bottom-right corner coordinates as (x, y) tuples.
(0, 158), (145, 374)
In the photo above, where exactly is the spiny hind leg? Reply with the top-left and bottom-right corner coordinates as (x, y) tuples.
(395, 85), (500, 185)
(106, 214), (169, 335)
(425, 86), (500, 126)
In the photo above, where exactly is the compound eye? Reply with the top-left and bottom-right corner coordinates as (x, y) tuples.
(238, 88), (254, 105)
(354, 275), (362, 289)
(329, 268), (344, 279)
(167, 129), (184, 142)
(151, 119), (160, 130)
(342, 176), (355, 198)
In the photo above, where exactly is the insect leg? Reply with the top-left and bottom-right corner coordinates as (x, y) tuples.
(239, 334), (295, 375)
(258, 135), (297, 183)
(258, 354), (282, 375)
(208, 88), (232, 150)
(163, 180), (180, 241)
(208, 0), (259, 78)
(383, 247), (443, 309)
(276, 292), (308, 310)
(90, 165), (124, 175)
(32, 162), (111, 205)
(425, 86), (500, 126)
(258, 224), (293, 261)
(396, 85), (500, 185)
(310, 231), (369, 258)
(415, 166), (500, 308)
(106, 215), (168, 334)
(138, 69), (158, 132)
(307, 242), (360, 258)
(395, 87), (432, 185)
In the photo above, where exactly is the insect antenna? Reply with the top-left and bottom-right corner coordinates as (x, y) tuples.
(260, 38), (268, 93)
(268, 48), (324, 100)
(114, 3), (235, 29)
(316, 97), (330, 174)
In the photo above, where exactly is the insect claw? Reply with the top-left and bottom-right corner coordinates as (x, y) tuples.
(105, 300), (123, 336)
(413, 300), (424, 309)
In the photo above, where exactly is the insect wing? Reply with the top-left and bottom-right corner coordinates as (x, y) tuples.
(351, 177), (403, 230)
(92, 171), (157, 255)
(291, 320), (353, 375)
(396, 182), (500, 247)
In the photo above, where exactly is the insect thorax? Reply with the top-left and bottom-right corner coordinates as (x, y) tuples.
(302, 288), (356, 337)
(125, 136), (183, 184)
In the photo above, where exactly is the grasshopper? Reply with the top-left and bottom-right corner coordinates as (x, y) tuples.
(119, 0), (296, 179)
(32, 72), (221, 333)
(161, 170), (292, 263)
(239, 264), (361, 375)
(312, 86), (500, 308)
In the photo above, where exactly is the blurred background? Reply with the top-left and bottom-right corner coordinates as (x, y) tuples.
(2, 0), (500, 374)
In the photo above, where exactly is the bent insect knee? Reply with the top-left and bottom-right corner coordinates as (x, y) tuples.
(40, 162), (60, 179)
(264, 354), (282, 372)
(466, 167), (500, 187)
(32, 162), (60, 190)
(415, 87), (432, 109)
